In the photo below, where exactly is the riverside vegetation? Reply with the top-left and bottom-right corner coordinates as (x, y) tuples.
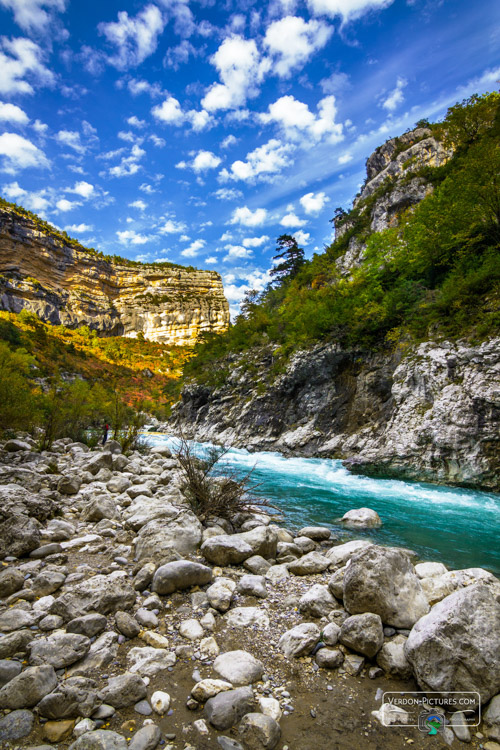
(0, 436), (498, 750)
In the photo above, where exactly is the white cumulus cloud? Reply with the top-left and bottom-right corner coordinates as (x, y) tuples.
(221, 138), (294, 183)
(0, 101), (29, 124)
(306, 0), (394, 22)
(55, 129), (85, 154)
(56, 198), (80, 212)
(230, 206), (268, 227)
(181, 238), (206, 257)
(260, 94), (343, 144)
(223, 244), (253, 262)
(243, 235), (269, 248)
(68, 180), (94, 198)
(159, 218), (187, 234)
(264, 15), (332, 77)
(0, 0), (66, 33)
(117, 229), (150, 245)
(0, 37), (55, 96)
(0, 132), (49, 173)
(151, 96), (213, 132)
(129, 199), (147, 210)
(202, 36), (270, 112)
(280, 212), (307, 228)
(64, 223), (93, 233)
(381, 76), (407, 111)
(98, 4), (166, 70)
(300, 191), (329, 214)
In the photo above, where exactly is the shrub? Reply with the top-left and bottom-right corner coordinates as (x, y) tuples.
(174, 437), (275, 522)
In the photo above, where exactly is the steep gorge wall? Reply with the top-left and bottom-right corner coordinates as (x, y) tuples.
(0, 207), (229, 345)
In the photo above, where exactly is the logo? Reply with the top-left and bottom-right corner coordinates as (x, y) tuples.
(418, 711), (445, 735)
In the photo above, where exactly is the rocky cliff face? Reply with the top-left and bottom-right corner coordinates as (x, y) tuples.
(170, 338), (500, 491)
(335, 127), (451, 274)
(0, 207), (229, 345)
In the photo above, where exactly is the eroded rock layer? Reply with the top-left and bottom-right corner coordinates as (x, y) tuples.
(0, 207), (229, 345)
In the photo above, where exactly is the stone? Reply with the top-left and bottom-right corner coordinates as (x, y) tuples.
(405, 583), (500, 703)
(325, 540), (373, 568)
(39, 614), (64, 631)
(225, 607), (269, 629)
(218, 738), (244, 750)
(341, 508), (382, 527)
(298, 526), (331, 541)
(339, 613), (384, 658)
(43, 719), (76, 742)
(135, 513), (202, 560)
(265, 564), (289, 582)
(239, 526), (278, 559)
(299, 584), (338, 618)
(37, 677), (101, 719)
(0, 567), (25, 597)
(287, 551), (330, 575)
(133, 699), (152, 715)
(83, 496), (116, 522)
(151, 690), (170, 714)
(484, 694), (500, 726)
(0, 658), (22, 687)
(376, 635), (412, 679)
(343, 545), (429, 628)
(133, 563), (156, 592)
(0, 514), (41, 558)
(371, 702), (409, 726)
(328, 567), (346, 599)
(107, 476), (131, 494)
(29, 633), (91, 668)
(237, 574), (267, 598)
(258, 696), (282, 722)
(205, 686), (255, 730)
(0, 665), (58, 708)
(343, 653), (365, 676)
(214, 651), (264, 686)
(244, 556), (271, 575)
(0, 629), (34, 658)
(0, 608), (37, 631)
(150, 444), (172, 457)
(201, 536), (254, 566)
(293, 536), (316, 554)
(239, 713), (281, 750)
(31, 569), (66, 596)
(99, 673), (147, 708)
(58, 475), (82, 495)
(115, 611), (141, 638)
(322, 622), (341, 646)
(135, 608), (158, 628)
(67, 614), (108, 638)
(67, 631), (118, 677)
(200, 636), (220, 659)
(127, 646), (176, 677)
(84, 452), (113, 476)
(74, 718), (95, 737)
(207, 577), (236, 612)
(140, 631), (169, 649)
(179, 619), (205, 640)
(4, 439), (31, 452)
(450, 712), (471, 742)
(51, 573), (136, 620)
(414, 562), (448, 578)
(194, 718), (209, 734)
(0, 709), (34, 741)
(279, 623), (320, 658)
(68, 729), (128, 749)
(152, 560), (212, 595)
(315, 648), (344, 669)
(192, 680), (233, 703)
(129, 725), (161, 750)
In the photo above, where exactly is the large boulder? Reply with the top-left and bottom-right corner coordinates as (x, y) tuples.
(205, 686), (255, 730)
(50, 573), (135, 621)
(405, 583), (500, 703)
(299, 584), (338, 618)
(83, 453), (113, 476)
(239, 712), (281, 750)
(201, 535), (254, 566)
(0, 514), (41, 558)
(37, 677), (101, 719)
(0, 665), (57, 708)
(98, 673), (147, 708)
(376, 636), (412, 679)
(152, 560), (212, 595)
(0, 567), (25, 597)
(28, 633), (91, 668)
(325, 540), (373, 568)
(278, 623), (320, 658)
(343, 545), (429, 627)
(68, 729), (128, 749)
(341, 508), (382, 528)
(82, 496), (116, 522)
(134, 513), (202, 560)
(339, 613), (384, 658)
(207, 578), (236, 612)
(287, 551), (330, 575)
(213, 651), (264, 686)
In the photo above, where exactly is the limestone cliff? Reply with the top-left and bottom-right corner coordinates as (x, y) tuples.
(0, 205), (229, 345)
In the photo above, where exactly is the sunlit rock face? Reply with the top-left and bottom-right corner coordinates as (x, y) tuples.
(0, 207), (229, 345)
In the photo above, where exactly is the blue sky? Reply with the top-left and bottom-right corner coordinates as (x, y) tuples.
(0, 0), (498, 316)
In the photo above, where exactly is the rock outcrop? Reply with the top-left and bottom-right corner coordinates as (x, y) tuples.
(170, 337), (500, 491)
(0, 206), (229, 345)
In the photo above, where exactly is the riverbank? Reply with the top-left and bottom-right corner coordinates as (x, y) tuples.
(0, 435), (499, 750)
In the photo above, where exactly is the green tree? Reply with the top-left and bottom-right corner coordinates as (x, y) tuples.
(269, 234), (305, 286)
(0, 343), (37, 433)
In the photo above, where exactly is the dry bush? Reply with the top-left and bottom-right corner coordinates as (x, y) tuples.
(174, 436), (275, 522)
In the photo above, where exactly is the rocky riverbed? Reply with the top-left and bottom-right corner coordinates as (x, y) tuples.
(0, 436), (499, 750)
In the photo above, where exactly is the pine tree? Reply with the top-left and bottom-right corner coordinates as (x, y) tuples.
(269, 234), (305, 286)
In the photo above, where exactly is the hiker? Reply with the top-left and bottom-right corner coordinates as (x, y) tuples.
(102, 423), (109, 445)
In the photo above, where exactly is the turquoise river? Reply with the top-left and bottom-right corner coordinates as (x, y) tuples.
(145, 434), (500, 576)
